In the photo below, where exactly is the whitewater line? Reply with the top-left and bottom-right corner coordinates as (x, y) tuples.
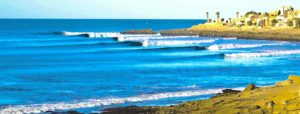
(62, 31), (161, 38)
(117, 36), (199, 42)
(224, 50), (300, 58)
(0, 88), (240, 114)
(142, 39), (215, 47)
(206, 43), (284, 51)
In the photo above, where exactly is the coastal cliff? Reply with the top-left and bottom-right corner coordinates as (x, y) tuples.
(102, 75), (300, 114)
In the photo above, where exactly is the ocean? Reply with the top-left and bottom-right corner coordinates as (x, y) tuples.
(0, 19), (300, 113)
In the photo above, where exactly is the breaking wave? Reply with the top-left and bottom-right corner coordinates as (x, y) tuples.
(142, 39), (215, 47)
(0, 88), (237, 113)
(220, 37), (237, 40)
(224, 50), (300, 58)
(62, 31), (121, 38)
(117, 36), (199, 42)
(207, 44), (281, 51)
(62, 31), (161, 38)
(141, 46), (206, 51)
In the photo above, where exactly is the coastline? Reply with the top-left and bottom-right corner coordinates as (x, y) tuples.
(160, 28), (300, 41)
(102, 75), (300, 114)
(120, 25), (300, 41)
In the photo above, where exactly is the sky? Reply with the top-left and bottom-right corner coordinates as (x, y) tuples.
(0, 0), (299, 19)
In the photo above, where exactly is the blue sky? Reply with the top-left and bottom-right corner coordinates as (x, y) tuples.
(0, 0), (298, 19)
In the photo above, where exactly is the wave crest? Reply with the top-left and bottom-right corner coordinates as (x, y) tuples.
(142, 39), (215, 47)
(117, 36), (199, 42)
(62, 31), (121, 38)
(224, 50), (300, 58)
(207, 44), (281, 51)
(62, 31), (161, 38)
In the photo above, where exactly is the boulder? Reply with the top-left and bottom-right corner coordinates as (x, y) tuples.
(222, 89), (241, 94)
(244, 84), (256, 91)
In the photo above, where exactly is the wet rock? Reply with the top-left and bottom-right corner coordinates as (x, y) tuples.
(45, 110), (83, 114)
(222, 89), (241, 94)
(101, 106), (158, 114)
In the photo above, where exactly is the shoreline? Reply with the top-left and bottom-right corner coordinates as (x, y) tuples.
(102, 75), (300, 114)
(119, 26), (300, 41)
(62, 28), (300, 42)
(160, 28), (300, 41)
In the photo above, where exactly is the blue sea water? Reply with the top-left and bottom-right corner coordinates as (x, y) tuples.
(0, 19), (300, 113)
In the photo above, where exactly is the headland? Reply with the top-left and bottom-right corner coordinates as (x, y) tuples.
(133, 6), (300, 41)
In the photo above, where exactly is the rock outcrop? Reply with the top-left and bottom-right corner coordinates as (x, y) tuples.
(102, 75), (300, 114)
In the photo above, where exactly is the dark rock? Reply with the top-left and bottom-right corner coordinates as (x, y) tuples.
(101, 106), (158, 114)
(222, 89), (241, 94)
(45, 110), (83, 114)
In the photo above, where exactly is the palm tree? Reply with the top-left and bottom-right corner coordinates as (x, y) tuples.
(236, 12), (240, 18)
(206, 12), (209, 22)
(216, 11), (220, 22)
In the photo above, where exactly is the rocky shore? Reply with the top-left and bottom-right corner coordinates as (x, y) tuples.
(160, 29), (300, 41)
(102, 75), (300, 114)
(120, 25), (300, 41)
(121, 29), (158, 34)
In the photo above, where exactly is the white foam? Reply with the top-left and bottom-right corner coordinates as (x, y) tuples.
(117, 36), (199, 42)
(62, 31), (121, 38)
(62, 31), (161, 38)
(121, 33), (161, 37)
(224, 50), (300, 58)
(207, 44), (280, 51)
(62, 31), (90, 36)
(0, 88), (235, 114)
(221, 37), (237, 40)
(142, 39), (215, 47)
